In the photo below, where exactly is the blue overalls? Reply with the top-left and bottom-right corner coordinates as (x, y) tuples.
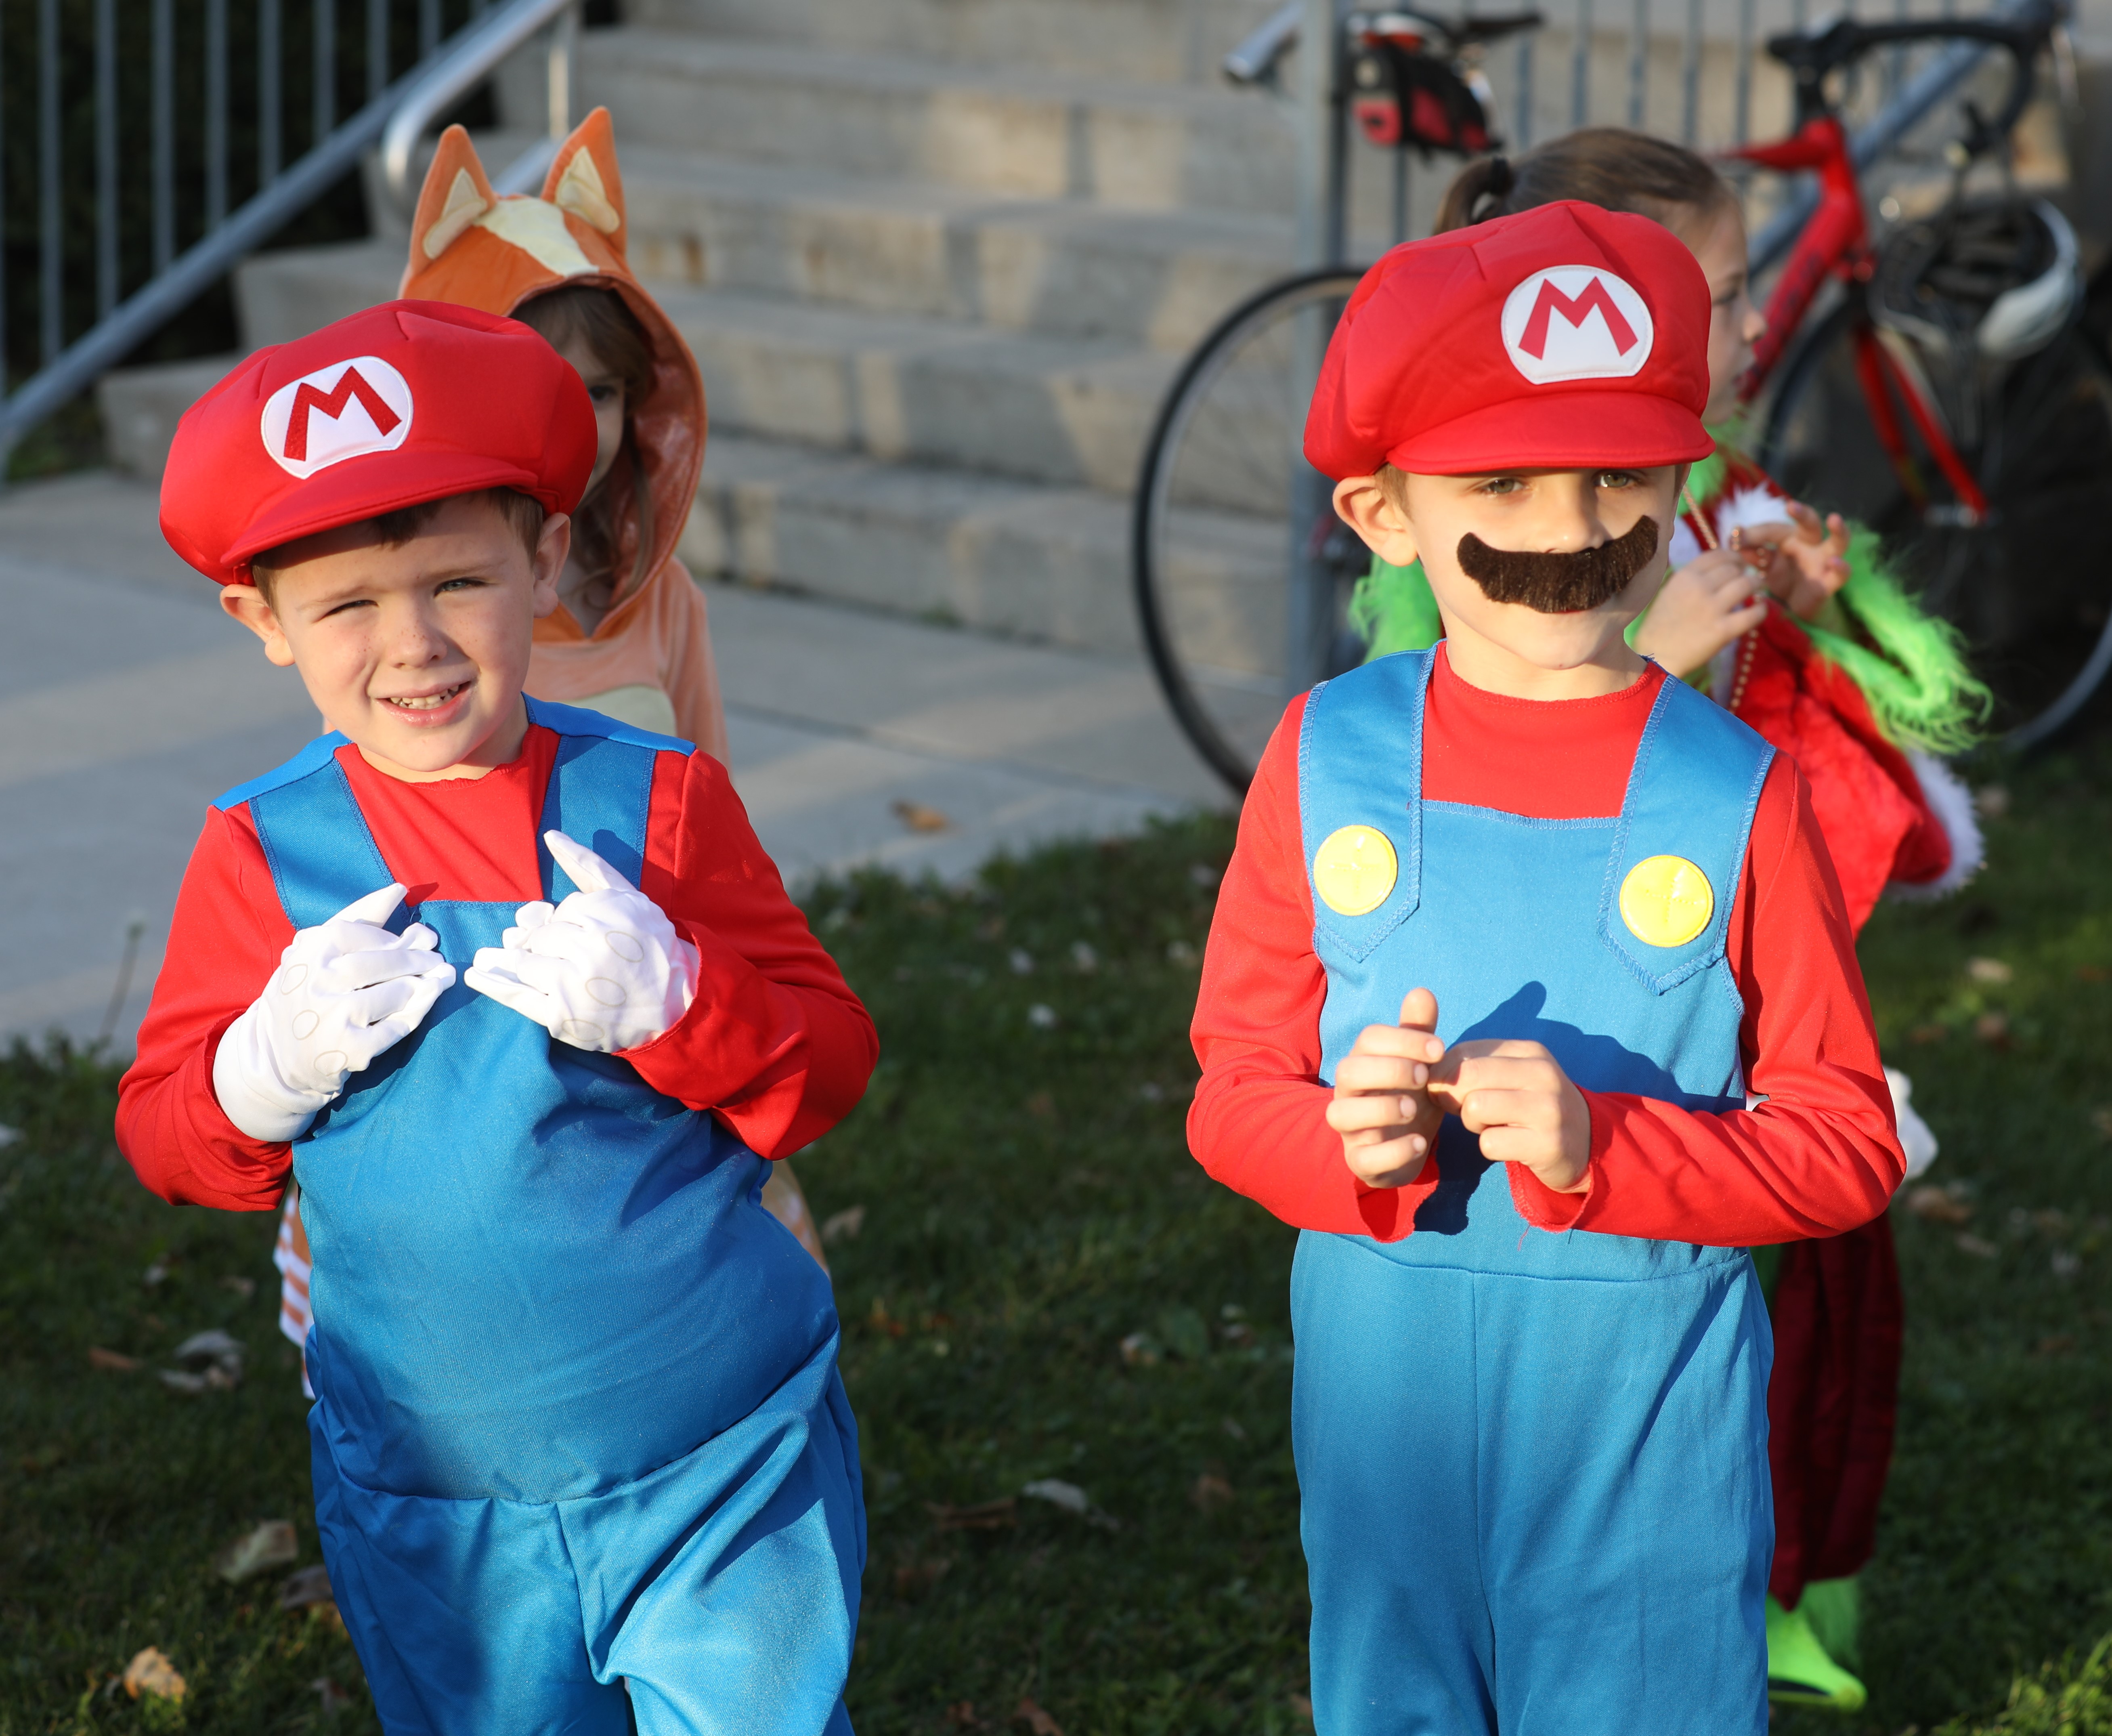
(216, 699), (863, 1736)
(1292, 653), (1774, 1734)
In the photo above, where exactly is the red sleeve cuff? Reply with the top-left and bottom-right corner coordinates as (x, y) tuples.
(1354, 1160), (1443, 1241)
(1502, 1095), (1605, 1231)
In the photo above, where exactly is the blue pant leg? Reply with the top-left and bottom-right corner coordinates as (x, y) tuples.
(1292, 1234), (1495, 1736)
(565, 1346), (866, 1736)
(1474, 1261), (1771, 1736)
(310, 1409), (629, 1736)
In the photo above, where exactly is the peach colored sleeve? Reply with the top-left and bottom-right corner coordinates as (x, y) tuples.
(654, 557), (730, 763)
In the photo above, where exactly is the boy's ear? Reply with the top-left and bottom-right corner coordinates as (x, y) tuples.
(541, 107), (626, 259)
(221, 584), (297, 668)
(405, 125), (496, 277)
(529, 513), (571, 620)
(1333, 475), (1419, 569)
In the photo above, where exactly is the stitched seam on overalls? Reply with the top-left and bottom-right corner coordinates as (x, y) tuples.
(1326, 1233), (1749, 1282)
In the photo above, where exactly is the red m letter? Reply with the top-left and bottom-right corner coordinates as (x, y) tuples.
(284, 367), (400, 461)
(1517, 278), (1638, 360)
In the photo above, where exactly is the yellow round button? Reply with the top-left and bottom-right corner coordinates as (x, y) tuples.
(1619, 854), (1715, 948)
(1313, 824), (1399, 917)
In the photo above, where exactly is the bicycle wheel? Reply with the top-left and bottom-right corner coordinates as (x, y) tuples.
(1761, 299), (2112, 748)
(1133, 267), (1372, 795)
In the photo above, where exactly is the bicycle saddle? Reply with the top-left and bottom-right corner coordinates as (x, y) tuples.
(1447, 11), (1542, 43)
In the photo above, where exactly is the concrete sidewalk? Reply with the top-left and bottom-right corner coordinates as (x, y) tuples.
(0, 471), (1227, 1057)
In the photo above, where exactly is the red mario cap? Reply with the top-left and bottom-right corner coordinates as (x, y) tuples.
(1304, 200), (1712, 480)
(161, 299), (596, 584)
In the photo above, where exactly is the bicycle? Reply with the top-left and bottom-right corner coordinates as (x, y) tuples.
(1743, 0), (2109, 750)
(1131, 5), (1539, 795)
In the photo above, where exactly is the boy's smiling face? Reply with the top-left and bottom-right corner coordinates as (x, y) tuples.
(1334, 463), (1683, 697)
(221, 494), (569, 781)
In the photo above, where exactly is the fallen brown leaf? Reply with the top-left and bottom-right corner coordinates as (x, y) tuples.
(1289, 1692), (1315, 1723)
(122, 1648), (186, 1703)
(1192, 1472), (1235, 1512)
(1973, 1011), (2011, 1046)
(925, 1498), (1016, 1532)
(1909, 1024), (1949, 1045)
(1025, 1091), (1055, 1118)
(214, 1520), (299, 1584)
(1905, 1185), (1974, 1226)
(891, 799), (950, 834)
(2078, 965), (2110, 982)
(891, 1554), (953, 1595)
(1015, 1698), (1065, 1736)
(820, 1205), (866, 1246)
(89, 1346), (142, 1372)
(2091, 1107), (2112, 1142)
(1956, 1233), (2001, 1259)
(279, 1564), (334, 1610)
(943, 1702), (988, 1730)
(220, 1274), (257, 1299)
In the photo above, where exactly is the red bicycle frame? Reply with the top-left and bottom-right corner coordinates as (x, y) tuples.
(1724, 117), (1989, 521)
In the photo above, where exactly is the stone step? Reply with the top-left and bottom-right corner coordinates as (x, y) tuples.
(612, 149), (1293, 349)
(655, 281), (1175, 493)
(578, 30), (1296, 215)
(235, 153), (1293, 354)
(688, 430), (1280, 662)
(620, 0), (1284, 86)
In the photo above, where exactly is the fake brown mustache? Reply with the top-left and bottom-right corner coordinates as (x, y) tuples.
(1455, 516), (1660, 615)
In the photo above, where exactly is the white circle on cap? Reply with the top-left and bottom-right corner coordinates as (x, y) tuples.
(259, 355), (415, 480)
(1501, 266), (1655, 384)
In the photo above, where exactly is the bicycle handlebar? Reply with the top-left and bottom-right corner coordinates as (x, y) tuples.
(1766, 0), (2058, 138)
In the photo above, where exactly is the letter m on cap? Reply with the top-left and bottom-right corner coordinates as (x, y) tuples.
(1501, 266), (1655, 384)
(284, 368), (398, 461)
(260, 355), (416, 479)
(1517, 277), (1636, 360)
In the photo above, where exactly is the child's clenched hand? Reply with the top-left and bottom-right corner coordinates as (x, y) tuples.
(1326, 989), (1446, 1186)
(1632, 548), (1768, 678)
(1428, 1040), (1592, 1194)
(1737, 500), (1850, 621)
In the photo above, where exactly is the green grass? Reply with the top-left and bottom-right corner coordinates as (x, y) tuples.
(3, 753), (2111, 1733)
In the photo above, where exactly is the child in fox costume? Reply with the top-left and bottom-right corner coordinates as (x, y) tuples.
(1349, 130), (1987, 1711)
(274, 113), (828, 1377)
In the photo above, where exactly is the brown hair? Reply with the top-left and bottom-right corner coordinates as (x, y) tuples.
(510, 284), (656, 605)
(250, 487), (544, 605)
(1434, 127), (1737, 239)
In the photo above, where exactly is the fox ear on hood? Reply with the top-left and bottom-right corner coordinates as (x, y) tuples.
(542, 107), (627, 258)
(405, 125), (497, 277)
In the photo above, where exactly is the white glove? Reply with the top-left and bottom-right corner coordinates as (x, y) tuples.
(463, 830), (700, 1053)
(213, 884), (457, 1143)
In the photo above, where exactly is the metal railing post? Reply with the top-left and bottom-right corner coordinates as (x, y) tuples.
(153, 0), (175, 274)
(368, 0), (387, 101)
(1626, 0), (1649, 125)
(261, 0), (283, 183)
(208, 0), (229, 227)
(316, 0), (338, 140)
(1571, 0), (1594, 127)
(1680, 0), (1702, 142)
(95, 0), (116, 318)
(38, 0), (59, 369)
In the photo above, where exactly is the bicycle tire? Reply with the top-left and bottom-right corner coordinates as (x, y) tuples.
(1760, 297), (2112, 750)
(1133, 266), (1370, 796)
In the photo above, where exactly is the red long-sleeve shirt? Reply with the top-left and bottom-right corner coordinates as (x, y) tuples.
(118, 724), (877, 1213)
(1188, 647), (1902, 1247)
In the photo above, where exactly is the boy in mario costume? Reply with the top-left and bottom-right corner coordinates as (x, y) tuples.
(1187, 201), (1903, 1732)
(117, 300), (874, 1735)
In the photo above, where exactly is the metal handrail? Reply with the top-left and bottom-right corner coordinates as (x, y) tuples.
(0, 0), (577, 471)
(381, 0), (580, 214)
